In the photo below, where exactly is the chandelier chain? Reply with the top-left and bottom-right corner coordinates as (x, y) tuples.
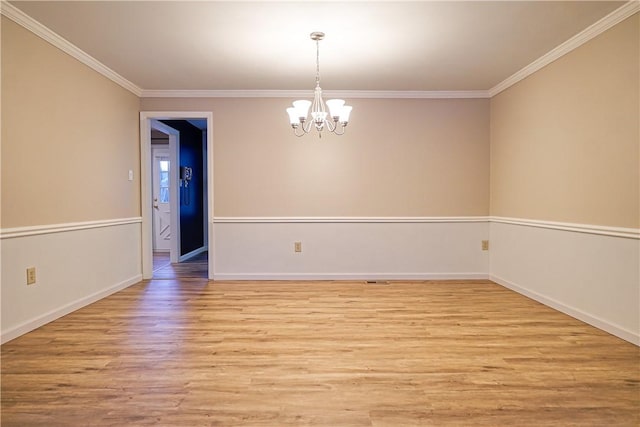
(315, 39), (321, 86)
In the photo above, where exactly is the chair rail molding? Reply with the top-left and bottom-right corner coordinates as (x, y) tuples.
(0, 217), (143, 239)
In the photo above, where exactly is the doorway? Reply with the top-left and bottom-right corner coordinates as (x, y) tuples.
(140, 111), (214, 280)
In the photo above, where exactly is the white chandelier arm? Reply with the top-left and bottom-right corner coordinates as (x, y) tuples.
(302, 118), (314, 134)
(292, 125), (306, 137)
(331, 122), (346, 136)
(324, 118), (336, 132)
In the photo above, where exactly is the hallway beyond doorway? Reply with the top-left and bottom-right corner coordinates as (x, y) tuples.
(153, 251), (208, 279)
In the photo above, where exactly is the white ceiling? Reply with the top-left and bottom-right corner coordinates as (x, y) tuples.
(8, 1), (627, 92)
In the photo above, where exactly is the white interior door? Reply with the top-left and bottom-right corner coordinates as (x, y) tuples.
(152, 147), (171, 251)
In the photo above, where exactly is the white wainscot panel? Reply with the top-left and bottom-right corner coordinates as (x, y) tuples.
(490, 221), (640, 345)
(1, 222), (142, 343)
(213, 221), (489, 280)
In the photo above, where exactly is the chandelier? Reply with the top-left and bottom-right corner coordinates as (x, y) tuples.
(286, 32), (352, 138)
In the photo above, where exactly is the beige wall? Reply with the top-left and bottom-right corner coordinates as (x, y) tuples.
(490, 14), (639, 228)
(141, 97), (490, 217)
(9, 9), (634, 227)
(1, 17), (140, 228)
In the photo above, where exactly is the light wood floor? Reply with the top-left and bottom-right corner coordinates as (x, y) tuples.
(2, 280), (638, 426)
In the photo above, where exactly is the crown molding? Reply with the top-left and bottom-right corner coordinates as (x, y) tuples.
(3, 0), (637, 100)
(1, 1), (143, 96)
(213, 216), (490, 223)
(140, 89), (490, 99)
(489, 0), (640, 97)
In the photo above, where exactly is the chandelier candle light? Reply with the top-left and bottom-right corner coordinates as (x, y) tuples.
(286, 32), (352, 137)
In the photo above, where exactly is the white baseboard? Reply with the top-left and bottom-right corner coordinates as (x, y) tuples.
(491, 274), (639, 346)
(213, 273), (490, 281)
(1, 274), (142, 344)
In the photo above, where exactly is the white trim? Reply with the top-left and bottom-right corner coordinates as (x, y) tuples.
(489, 1), (640, 97)
(1, 274), (142, 345)
(213, 216), (490, 224)
(0, 217), (142, 239)
(0, 1), (142, 96)
(491, 216), (639, 240)
(140, 89), (490, 99)
(213, 273), (489, 281)
(491, 274), (639, 346)
(212, 216), (639, 239)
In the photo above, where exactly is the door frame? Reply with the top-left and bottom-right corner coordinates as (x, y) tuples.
(140, 111), (214, 280)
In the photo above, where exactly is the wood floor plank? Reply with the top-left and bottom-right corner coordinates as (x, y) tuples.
(2, 280), (638, 426)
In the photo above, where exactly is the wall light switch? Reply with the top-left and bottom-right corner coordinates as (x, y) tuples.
(128, 170), (134, 181)
(294, 242), (302, 253)
(481, 240), (489, 251)
(26, 267), (36, 285)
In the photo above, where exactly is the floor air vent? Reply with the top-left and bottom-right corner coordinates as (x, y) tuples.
(366, 280), (389, 285)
